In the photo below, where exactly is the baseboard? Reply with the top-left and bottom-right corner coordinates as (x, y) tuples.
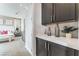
(25, 47), (33, 56)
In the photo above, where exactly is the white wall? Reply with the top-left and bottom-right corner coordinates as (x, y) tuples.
(33, 3), (46, 35)
(24, 4), (34, 55)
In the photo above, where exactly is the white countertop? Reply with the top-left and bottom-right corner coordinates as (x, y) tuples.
(36, 34), (79, 50)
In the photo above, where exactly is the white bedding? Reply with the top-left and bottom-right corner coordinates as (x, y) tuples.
(0, 34), (14, 41)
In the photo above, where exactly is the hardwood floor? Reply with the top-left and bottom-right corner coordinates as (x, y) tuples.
(0, 39), (31, 56)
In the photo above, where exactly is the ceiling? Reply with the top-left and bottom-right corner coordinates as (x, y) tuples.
(0, 3), (33, 18)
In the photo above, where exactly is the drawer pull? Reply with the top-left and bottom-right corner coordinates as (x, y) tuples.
(45, 42), (46, 48)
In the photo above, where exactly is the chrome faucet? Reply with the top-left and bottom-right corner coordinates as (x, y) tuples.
(44, 26), (51, 36)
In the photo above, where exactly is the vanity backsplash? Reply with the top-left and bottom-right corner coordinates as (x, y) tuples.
(45, 21), (78, 38)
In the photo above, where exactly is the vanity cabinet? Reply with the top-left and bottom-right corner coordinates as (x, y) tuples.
(66, 47), (78, 56)
(36, 37), (78, 56)
(49, 42), (66, 56)
(36, 37), (65, 56)
(42, 3), (54, 25)
(36, 38), (48, 56)
(55, 3), (76, 22)
(42, 3), (77, 25)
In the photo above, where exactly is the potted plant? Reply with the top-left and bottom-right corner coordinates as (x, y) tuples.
(61, 26), (78, 38)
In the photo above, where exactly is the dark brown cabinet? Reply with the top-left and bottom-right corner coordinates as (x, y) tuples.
(66, 47), (79, 56)
(55, 3), (76, 22)
(42, 3), (77, 25)
(36, 38), (48, 56)
(66, 47), (74, 56)
(49, 42), (66, 56)
(42, 3), (54, 25)
(36, 37), (79, 56)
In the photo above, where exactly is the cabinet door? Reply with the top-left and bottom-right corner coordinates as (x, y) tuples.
(66, 47), (79, 56)
(42, 3), (54, 25)
(55, 3), (76, 22)
(49, 42), (66, 56)
(36, 38), (47, 56)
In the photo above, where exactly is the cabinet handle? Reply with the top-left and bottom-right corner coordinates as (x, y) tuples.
(53, 15), (55, 22)
(45, 42), (46, 48)
(48, 43), (49, 51)
(51, 16), (52, 22)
